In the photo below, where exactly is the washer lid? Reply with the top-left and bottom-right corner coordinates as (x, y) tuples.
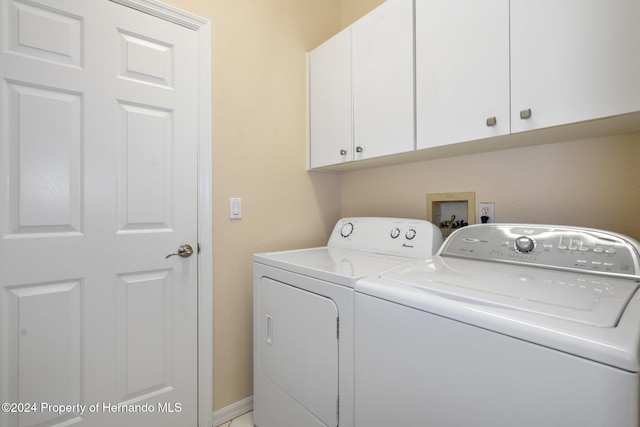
(377, 257), (639, 327)
(254, 247), (415, 287)
(359, 257), (640, 371)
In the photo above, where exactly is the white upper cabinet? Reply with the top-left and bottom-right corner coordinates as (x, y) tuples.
(352, 0), (415, 160)
(511, 0), (640, 133)
(308, 0), (640, 171)
(308, 28), (352, 169)
(416, 0), (510, 149)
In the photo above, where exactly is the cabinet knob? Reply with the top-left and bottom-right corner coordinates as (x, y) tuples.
(355, 146), (363, 153)
(339, 149), (347, 156)
(520, 108), (532, 119)
(486, 117), (497, 127)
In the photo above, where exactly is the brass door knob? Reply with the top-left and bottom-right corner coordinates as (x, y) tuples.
(165, 244), (194, 259)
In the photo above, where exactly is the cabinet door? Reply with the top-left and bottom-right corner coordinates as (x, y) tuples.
(416, 0), (509, 149)
(352, 0), (414, 160)
(308, 28), (352, 169)
(511, 0), (640, 133)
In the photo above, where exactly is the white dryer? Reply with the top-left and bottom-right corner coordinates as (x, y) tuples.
(355, 224), (640, 427)
(253, 217), (443, 427)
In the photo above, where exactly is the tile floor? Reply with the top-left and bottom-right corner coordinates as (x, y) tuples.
(218, 410), (253, 427)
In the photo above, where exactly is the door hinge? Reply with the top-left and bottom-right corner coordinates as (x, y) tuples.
(336, 317), (339, 339)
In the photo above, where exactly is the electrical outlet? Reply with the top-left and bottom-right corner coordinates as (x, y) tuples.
(478, 202), (495, 224)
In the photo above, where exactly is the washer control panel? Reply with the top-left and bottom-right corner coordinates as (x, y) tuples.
(329, 217), (444, 259)
(441, 224), (640, 279)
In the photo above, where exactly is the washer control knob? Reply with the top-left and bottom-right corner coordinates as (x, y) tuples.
(515, 236), (535, 253)
(405, 229), (417, 240)
(390, 227), (401, 239)
(340, 222), (354, 238)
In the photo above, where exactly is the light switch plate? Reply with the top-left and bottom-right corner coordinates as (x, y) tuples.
(230, 197), (242, 219)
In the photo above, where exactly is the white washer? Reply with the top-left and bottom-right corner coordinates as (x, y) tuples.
(253, 217), (443, 427)
(355, 224), (640, 427)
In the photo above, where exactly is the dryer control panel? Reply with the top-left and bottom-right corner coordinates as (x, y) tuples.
(440, 224), (640, 279)
(328, 217), (444, 259)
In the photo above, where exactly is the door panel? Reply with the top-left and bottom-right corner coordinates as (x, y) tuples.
(117, 102), (174, 231)
(118, 29), (173, 88)
(0, 1), (199, 426)
(4, 81), (83, 236)
(117, 269), (173, 403)
(5, 0), (83, 67)
(6, 280), (82, 427)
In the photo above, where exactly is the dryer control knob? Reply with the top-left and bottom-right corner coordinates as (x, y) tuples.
(340, 222), (354, 238)
(405, 229), (417, 240)
(390, 228), (401, 239)
(515, 236), (535, 253)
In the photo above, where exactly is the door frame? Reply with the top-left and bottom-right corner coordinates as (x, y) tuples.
(109, 1), (213, 425)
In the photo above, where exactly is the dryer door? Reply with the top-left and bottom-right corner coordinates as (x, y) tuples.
(259, 278), (339, 427)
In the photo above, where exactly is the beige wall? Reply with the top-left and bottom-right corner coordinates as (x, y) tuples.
(340, 0), (385, 27)
(341, 133), (640, 241)
(157, 0), (640, 415)
(161, 0), (343, 411)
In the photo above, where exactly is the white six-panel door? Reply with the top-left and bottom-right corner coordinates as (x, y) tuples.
(0, 1), (200, 426)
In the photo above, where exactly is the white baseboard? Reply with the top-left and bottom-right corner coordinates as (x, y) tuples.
(212, 396), (253, 426)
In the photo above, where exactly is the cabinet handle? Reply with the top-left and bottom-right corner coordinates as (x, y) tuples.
(486, 117), (497, 127)
(520, 108), (532, 119)
(355, 146), (363, 153)
(339, 149), (347, 156)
